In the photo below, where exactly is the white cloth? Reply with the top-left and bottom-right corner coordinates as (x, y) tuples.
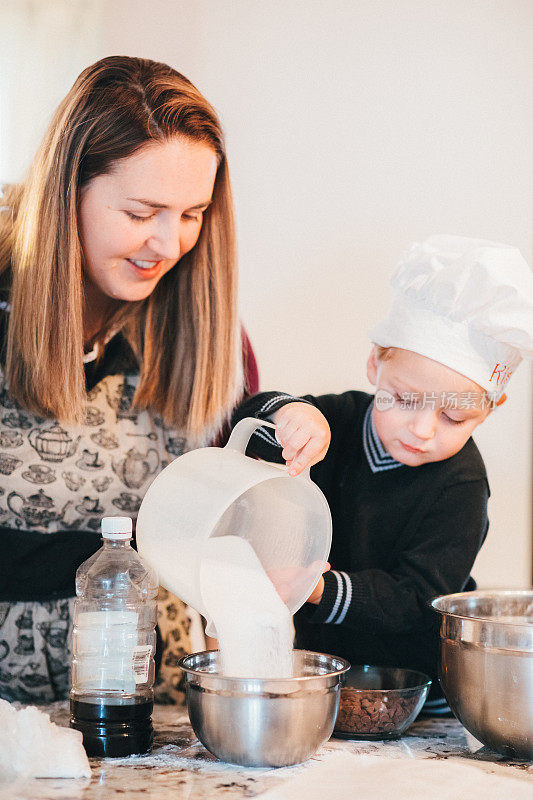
(257, 752), (533, 800)
(369, 235), (533, 396)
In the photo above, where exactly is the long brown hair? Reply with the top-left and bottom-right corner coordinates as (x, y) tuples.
(0, 56), (243, 444)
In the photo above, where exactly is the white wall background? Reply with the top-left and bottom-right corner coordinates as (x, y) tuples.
(2, 0), (532, 588)
(0, 0), (102, 183)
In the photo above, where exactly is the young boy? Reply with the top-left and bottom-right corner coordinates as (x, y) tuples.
(232, 235), (533, 711)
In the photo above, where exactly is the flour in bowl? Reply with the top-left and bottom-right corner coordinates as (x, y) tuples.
(200, 536), (294, 679)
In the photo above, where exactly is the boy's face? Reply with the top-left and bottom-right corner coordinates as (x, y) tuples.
(366, 347), (492, 466)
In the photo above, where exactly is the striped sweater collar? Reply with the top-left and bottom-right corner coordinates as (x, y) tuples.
(363, 400), (403, 474)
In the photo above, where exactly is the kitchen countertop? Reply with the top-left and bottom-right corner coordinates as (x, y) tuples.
(2, 703), (532, 799)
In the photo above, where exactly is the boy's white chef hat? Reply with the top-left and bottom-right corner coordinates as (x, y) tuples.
(368, 235), (533, 397)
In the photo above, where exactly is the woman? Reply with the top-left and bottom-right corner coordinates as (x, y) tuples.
(0, 56), (258, 704)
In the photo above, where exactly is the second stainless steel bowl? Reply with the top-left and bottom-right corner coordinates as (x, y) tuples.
(178, 649), (350, 767)
(432, 590), (533, 759)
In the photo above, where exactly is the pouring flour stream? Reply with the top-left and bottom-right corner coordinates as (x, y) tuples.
(136, 417), (332, 677)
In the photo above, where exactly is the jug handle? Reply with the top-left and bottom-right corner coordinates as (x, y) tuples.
(225, 417), (312, 481)
(225, 417), (277, 454)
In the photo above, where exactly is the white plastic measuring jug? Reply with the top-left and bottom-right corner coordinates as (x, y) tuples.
(136, 417), (332, 631)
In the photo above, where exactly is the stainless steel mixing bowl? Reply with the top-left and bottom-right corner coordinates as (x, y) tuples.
(178, 649), (350, 767)
(431, 590), (533, 759)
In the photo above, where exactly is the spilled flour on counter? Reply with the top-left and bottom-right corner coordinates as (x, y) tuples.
(200, 536), (293, 678)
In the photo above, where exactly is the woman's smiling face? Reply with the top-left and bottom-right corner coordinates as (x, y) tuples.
(78, 136), (218, 306)
(367, 346), (492, 466)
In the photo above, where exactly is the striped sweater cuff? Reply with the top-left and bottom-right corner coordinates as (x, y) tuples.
(421, 696), (452, 716)
(310, 570), (356, 625)
(256, 393), (302, 417)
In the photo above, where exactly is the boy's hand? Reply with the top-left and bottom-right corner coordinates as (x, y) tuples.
(271, 402), (331, 476)
(267, 561), (330, 605)
(306, 562), (330, 604)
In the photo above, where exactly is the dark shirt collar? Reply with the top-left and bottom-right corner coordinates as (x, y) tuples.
(363, 400), (403, 474)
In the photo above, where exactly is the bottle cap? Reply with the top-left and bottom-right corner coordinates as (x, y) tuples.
(101, 516), (133, 539)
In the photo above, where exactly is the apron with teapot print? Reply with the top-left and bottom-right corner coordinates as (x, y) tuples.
(0, 369), (200, 704)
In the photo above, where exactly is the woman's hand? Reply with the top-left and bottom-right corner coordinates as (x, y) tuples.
(271, 402), (330, 476)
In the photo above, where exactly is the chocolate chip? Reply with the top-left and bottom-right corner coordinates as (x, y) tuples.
(335, 689), (420, 736)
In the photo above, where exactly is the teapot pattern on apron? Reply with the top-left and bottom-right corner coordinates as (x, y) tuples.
(0, 368), (197, 704)
(0, 371), (189, 532)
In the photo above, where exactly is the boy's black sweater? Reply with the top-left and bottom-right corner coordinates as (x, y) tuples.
(232, 391), (490, 684)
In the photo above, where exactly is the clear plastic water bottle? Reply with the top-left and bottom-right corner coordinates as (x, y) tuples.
(70, 516), (158, 757)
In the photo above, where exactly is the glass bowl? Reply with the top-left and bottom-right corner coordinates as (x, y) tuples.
(333, 664), (431, 740)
